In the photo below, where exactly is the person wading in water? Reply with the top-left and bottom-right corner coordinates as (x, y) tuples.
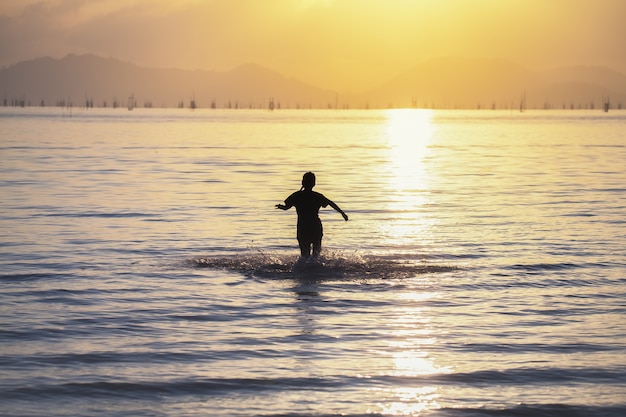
(276, 172), (348, 259)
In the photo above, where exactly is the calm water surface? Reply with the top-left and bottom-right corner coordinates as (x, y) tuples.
(1, 108), (625, 416)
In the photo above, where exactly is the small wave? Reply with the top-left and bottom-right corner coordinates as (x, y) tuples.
(507, 262), (583, 272)
(8, 368), (626, 400)
(449, 341), (620, 353)
(431, 404), (626, 417)
(0, 272), (68, 282)
(563, 212), (597, 217)
(428, 367), (626, 385)
(6, 376), (354, 400)
(189, 251), (457, 279)
(39, 211), (158, 219)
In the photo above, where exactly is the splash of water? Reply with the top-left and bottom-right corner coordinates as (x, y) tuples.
(190, 250), (456, 280)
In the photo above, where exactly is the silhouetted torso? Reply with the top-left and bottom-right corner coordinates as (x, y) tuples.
(285, 190), (330, 240)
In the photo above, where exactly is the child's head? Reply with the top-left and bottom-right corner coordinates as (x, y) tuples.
(302, 172), (316, 190)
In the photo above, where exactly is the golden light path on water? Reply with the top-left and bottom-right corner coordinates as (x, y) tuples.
(370, 110), (449, 415)
(375, 291), (447, 415)
(381, 109), (437, 251)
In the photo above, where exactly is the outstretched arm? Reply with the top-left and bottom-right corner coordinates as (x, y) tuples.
(328, 200), (348, 221)
(275, 203), (290, 210)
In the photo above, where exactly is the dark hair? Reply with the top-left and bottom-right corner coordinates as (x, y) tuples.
(301, 171), (316, 190)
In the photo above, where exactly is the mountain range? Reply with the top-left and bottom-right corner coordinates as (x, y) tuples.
(1, 54), (625, 109)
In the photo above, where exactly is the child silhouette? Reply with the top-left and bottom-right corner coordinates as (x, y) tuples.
(276, 172), (348, 258)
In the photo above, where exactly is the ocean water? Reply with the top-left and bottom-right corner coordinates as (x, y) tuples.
(0, 107), (625, 417)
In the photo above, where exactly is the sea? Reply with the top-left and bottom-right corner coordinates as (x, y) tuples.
(0, 107), (625, 417)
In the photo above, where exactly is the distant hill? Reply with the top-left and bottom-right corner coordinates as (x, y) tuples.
(358, 57), (626, 109)
(0, 54), (337, 109)
(1, 54), (625, 109)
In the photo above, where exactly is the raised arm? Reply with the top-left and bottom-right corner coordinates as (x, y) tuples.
(276, 192), (296, 211)
(328, 200), (348, 221)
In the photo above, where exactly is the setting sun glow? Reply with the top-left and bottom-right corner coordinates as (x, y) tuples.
(2, 0), (624, 95)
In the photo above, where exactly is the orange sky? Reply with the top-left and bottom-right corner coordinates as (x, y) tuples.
(1, 0), (625, 92)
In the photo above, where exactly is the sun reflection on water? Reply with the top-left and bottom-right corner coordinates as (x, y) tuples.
(385, 109), (434, 192)
(374, 112), (448, 416)
(369, 289), (449, 415)
(375, 386), (440, 416)
(381, 109), (437, 248)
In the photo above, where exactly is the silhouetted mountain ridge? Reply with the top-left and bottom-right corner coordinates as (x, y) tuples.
(361, 57), (625, 108)
(1, 54), (624, 109)
(0, 54), (336, 108)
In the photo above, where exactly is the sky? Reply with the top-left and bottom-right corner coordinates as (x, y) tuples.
(1, 0), (625, 92)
